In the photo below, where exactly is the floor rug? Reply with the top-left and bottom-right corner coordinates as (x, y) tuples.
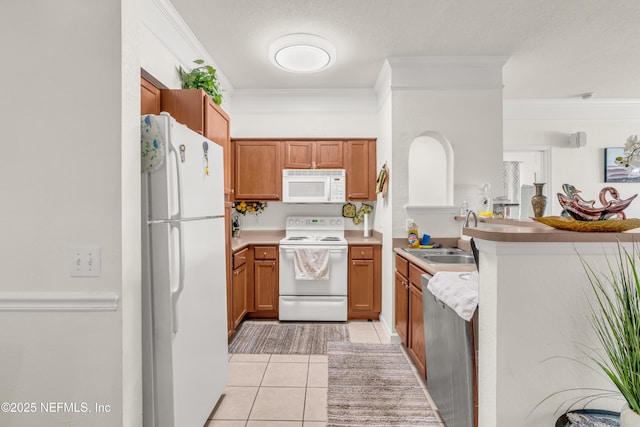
(327, 342), (440, 426)
(228, 321), (350, 354)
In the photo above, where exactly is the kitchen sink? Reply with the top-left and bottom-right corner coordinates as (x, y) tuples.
(421, 254), (475, 264)
(402, 247), (475, 264)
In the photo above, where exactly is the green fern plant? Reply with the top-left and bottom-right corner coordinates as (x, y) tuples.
(178, 59), (223, 105)
(580, 243), (640, 414)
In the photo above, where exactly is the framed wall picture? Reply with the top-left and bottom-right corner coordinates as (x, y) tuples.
(604, 147), (640, 182)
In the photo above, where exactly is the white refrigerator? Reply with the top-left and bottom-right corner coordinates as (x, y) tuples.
(141, 113), (228, 427)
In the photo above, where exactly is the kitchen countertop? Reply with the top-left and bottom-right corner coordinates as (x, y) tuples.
(231, 230), (382, 253)
(394, 247), (476, 275)
(462, 223), (640, 242)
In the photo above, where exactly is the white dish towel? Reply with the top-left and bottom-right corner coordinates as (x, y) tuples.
(293, 248), (330, 280)
(426, 271), (479, 321)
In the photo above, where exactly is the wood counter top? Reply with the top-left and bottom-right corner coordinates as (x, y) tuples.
(463, 223), (640, 242)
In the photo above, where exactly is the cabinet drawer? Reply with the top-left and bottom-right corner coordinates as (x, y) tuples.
(233, 248), (248, 268)
(395, 254), (409, 278)
(409, 263), (426, 289)
(350, 246), (373, 260)
(254, 246), (277, 260)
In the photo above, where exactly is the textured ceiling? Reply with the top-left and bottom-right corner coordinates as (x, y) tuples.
(170, 0), (640, 99)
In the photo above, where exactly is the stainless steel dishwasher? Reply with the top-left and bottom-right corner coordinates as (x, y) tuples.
(422, 273), (477, 427)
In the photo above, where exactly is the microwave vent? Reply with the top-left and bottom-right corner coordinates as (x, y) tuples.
(283, 169), (344, 177)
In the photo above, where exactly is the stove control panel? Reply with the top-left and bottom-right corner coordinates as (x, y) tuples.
(285, 216), (344, 230)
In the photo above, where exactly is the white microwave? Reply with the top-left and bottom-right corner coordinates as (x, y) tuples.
(282, 169), (346, 203)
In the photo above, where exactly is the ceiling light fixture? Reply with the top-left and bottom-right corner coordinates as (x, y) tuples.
(269, 33), (336, 73)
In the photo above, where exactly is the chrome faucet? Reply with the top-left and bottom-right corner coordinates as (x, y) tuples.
(464, 210), (478, 228)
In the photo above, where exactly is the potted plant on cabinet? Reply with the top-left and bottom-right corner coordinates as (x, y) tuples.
(579, 243), (640, 426)
(178, 59), (223, 105)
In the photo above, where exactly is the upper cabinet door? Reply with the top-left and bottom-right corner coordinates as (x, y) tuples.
(283, 140), (344, 169)
(233, 140), (282, 200)
(346, 139), (376, 200)
(315, 140), (344, 169)
(140, 76), (161, 115)
(283, 141), (313, 169)
(204, 97), (231, 193)
(160, 89), (206, 133)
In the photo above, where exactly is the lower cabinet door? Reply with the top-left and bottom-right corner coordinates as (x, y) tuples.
(254, 260), (278, 312)
(349, 259), (375, 313)
(408, 283), (426, 378)
(232, 263), (248, 328)
(394, 271), (409, 346)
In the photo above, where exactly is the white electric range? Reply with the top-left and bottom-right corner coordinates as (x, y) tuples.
(279, 216), (348, 321)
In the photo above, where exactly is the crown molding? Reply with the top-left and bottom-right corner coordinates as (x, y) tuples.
(385, 56), (508, 91)
(504, 99), (640, 120)
(141, 0), (234, 95)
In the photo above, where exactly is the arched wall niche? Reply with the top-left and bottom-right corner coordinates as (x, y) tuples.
(407, 131), (454, 206)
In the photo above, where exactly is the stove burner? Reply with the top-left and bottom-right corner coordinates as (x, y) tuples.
(321, 237), (341, 241)
(287, 236), (307, 241)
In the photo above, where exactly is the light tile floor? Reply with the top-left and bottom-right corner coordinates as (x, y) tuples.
(206, 320), (443, 427)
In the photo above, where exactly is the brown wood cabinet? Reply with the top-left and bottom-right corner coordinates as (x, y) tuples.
(140, 76), (161, 115)
(394, 255), (410, 346)
(346, 139), (377, 201)
(283, 140), (344, 169)
(232, 140), (282, 200)
(408, 263), (427, 378)
(231, 248), (250, 331)
(348, 245), (381, 320)
(231, 138), (376, 202)
(283, 141), (314, 169)
(160, 89), (231, 194)
(253, 246), (278, 314)
(394, 254), (427, 378)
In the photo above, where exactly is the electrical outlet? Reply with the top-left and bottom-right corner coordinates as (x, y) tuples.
(406, 218), (414, 231)
(70, 247), (101, 277)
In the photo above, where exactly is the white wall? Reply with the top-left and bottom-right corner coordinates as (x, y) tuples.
(392, 90), (504, 237)
(475, 240), (632, 426)
(376, 91), (396, 337)
(0, 1), (139, 426)
(231, 111), (378, 139)
(141, 25), (183, 89)
(504, 117), (640, 219)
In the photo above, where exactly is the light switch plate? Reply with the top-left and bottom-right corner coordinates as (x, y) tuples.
(70, 247), (101, 277)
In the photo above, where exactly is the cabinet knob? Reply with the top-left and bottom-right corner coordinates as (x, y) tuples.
(263, 252), (267, 256)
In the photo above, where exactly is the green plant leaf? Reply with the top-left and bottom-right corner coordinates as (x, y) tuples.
(178, 59), (224, 105)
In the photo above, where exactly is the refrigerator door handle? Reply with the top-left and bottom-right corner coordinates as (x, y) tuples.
(168, 124), (185, 221)
(170, 221), (186, 333)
